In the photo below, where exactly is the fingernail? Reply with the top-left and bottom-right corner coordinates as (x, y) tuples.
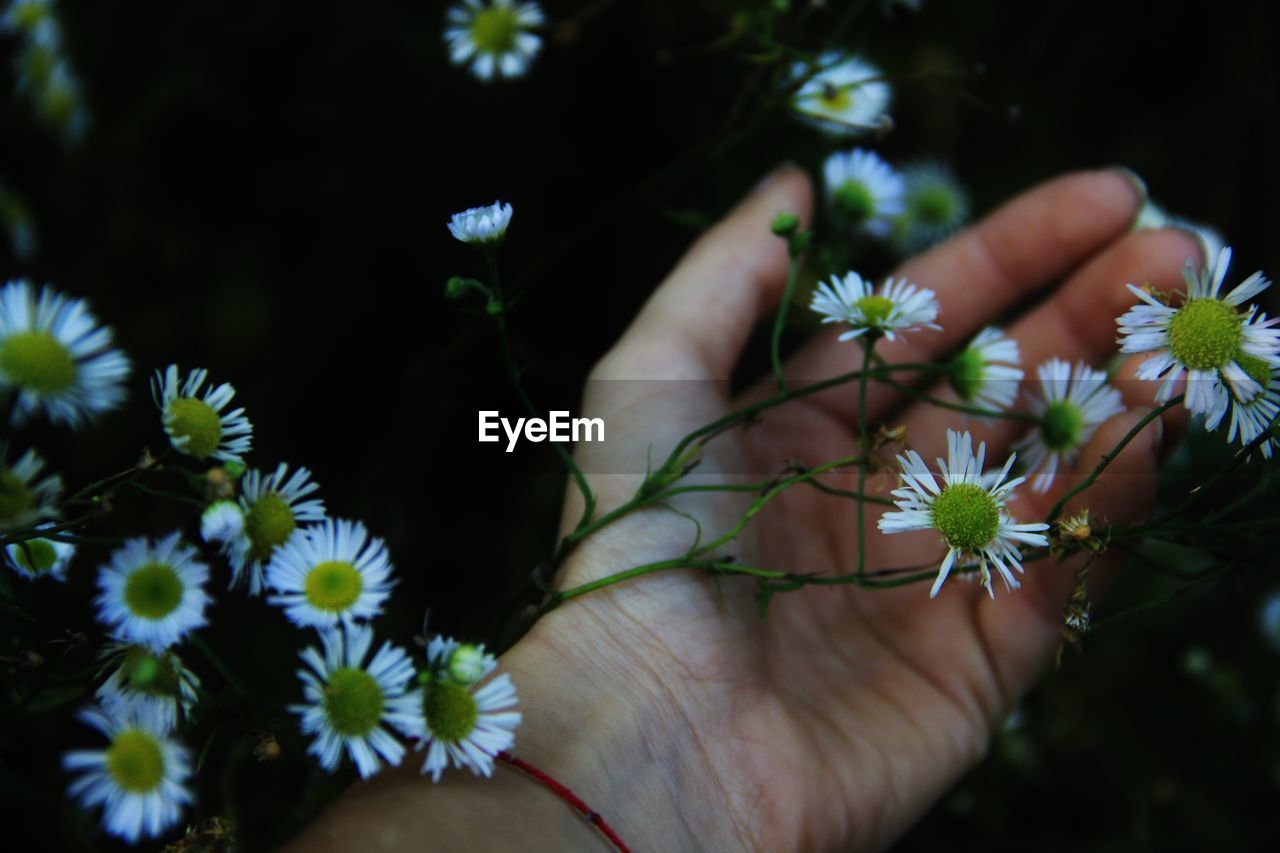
(1106, 165), (1148, 208)
(749, 161), (799, 197)
(1165, 222), (1217, 268)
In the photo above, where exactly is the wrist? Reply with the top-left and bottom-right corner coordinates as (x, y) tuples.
(502, 604), (751, 852)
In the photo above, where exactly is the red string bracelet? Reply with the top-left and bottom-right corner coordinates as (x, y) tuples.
(496, 751), (632, 853)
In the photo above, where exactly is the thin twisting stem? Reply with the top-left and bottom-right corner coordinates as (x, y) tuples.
(771, 251), (805, 392)
(487, 252), (597, 530)
(856, 335), (874, 577)
(1045, 396), (1182, 523)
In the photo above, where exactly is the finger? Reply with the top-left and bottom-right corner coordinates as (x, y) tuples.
(742, 169), (1145, 424)
(1112, 351), (1189, 457)
(893, 228), (1200, 464)
(561, 167), (814, 535)
(595, 165), (814, 381)
(977, 405), (1164, 695)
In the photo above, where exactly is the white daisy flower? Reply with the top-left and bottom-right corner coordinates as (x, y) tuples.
(291, 623), (422, 779)
(265, 517), (395, 629)
(444, 0), (544, 82)
(97, 643), (202, 729)
(200, 500), (244, 546)
(0, 279), (130, 428)
(892, 162), (971, 254)
(789, 51), (891, 137)
(1225, 355), (1280, 458)
(0, 445), (61, 531)
(823, 148), (904, 238)
(1014, 359), (1124, 492)
(948, 326), (1024, 413)
(878, 428), (1050, 598)
(448, 201), (513, 244)
(1117, 246), (1280, 424)
(150, 365), (253, 464)
(95, 533), (211, 652)
(5, 522), (74, 580)
(63, 693), (193, 843)
(416, 635), (521, 782)
(216, 462), (326, 596)
(810, 270), (941, 342)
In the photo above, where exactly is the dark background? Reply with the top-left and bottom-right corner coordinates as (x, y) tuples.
(2, 1), (1279, 850)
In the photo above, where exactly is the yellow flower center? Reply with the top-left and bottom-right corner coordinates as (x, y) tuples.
(931, 483), (999, 553)
(470, 7), (520, 55)
(166, 398), (223, 459)
(1167, 299), (1243, 371)
(123, 563), (184, 620)
(855, 294), (895, 326)
(106, 729), (165, 793)
(10, 538), (57, 573)
(303, 561), (362, 612)
(324, 667), (384, 736)
(244, 495), (296, 562)
(1040, 400), (1085, 451)
(423, 680), (479, 742)
(0, 331), (76, 394)
(834, 181), (875, 223)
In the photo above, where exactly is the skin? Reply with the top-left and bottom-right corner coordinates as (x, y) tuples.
(291, 168), (1198, 852)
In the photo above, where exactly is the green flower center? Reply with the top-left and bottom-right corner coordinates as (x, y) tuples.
(120, 646), (181, 697)
(910, 185), (957, 225)
(303, 561), (362, 612)
(11, 538), (57, 573)
(244, 495), (296, 562)
(0, 469), (35, 523)
(855, 294), (895, 327)
(106, 729), (165, 793)
(1167, 299), (1242, 371)
(949, 347), (987, 402)
(470, 8), (520, 54)
(833, 181), (875, 223)
(818, 82), (853, 111)
(166, 398), (223, 459)
(931, 483), (1000, 553)
(0, 331), (76, 394)
(1236, 353), (1273, 390)
(323, 667), (384, 736)
(123, 562), (184, 620)
(1040, 400), (1085, 451)
(423, 680), (479, 742)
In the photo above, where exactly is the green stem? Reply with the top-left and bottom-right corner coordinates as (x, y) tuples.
(771, 251), (805, 392)
(188, 635), (253, 704)
(1112, 408), (1276, 536)
(549, 361), (943, 567)
(856, 336), (874, 576)
(1046, 396), (1182, 524)
(487, 252), (597, 531)
(0, 512), (95, 546)
(875, 375), (1042, 424)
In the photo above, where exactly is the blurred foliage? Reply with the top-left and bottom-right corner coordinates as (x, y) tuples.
(2, 0), (1279, 849)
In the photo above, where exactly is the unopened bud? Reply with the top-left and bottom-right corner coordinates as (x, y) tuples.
(771, 211), (800, 237)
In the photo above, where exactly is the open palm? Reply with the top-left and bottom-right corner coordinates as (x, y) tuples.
(512, 168), (1193, 851)
(295, 169), (1196, 852)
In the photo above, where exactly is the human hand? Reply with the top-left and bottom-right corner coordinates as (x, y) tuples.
(295, 167), (1196, 852)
